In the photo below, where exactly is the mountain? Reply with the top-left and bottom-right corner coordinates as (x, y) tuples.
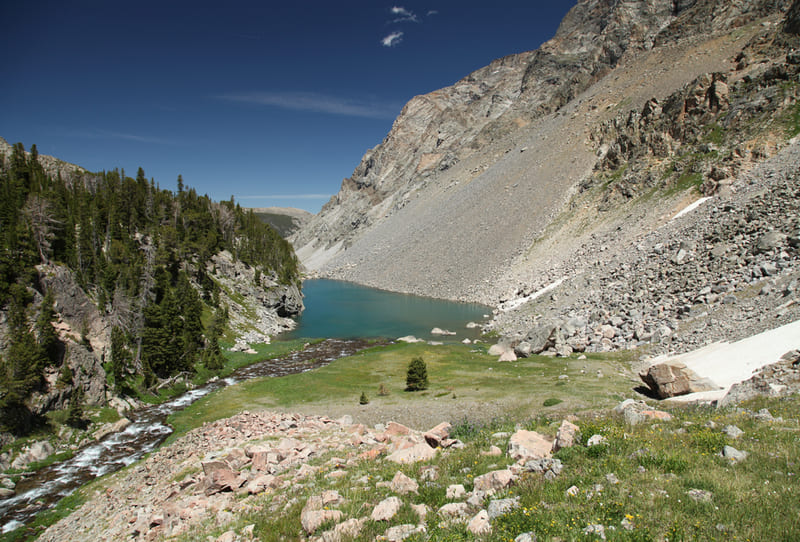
(292, 0), (800, 350)
(250, 206), (313, 238)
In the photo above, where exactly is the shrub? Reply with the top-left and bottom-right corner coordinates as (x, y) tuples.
(377, 383), (390, 396)
(543, 397), (562, 407)
(405, 357), (429, 391)
(359, 392), (369, 405)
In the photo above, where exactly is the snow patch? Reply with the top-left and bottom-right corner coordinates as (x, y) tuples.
(500, 278), (565, 312)
(654, 319), (800, 403)
(671, 197), (712, 221)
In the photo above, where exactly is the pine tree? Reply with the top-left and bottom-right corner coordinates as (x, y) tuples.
(67, 385), (85, 428)
(36, 290), (60, 364)
(405, 357), (429, 391)
(109, 326), (130, 391)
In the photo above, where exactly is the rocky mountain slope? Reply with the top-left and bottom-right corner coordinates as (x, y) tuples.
(292, 0), (799, 341)
(250, 207), (313, 238)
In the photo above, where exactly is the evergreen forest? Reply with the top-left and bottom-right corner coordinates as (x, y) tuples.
(0, 142), (300, 434)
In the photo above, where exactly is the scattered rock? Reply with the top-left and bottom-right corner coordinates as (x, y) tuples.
(438, 502), (469, 520)
(382, 524), (425, 541)
(687, 488), (713, 502)
(467, 510), (492, 535)
(473, 469), (516, 493)
(385, 442), (437, 464)
(390, 471), (419, 495)
(487, 497), (520, 519)
(372, 496), (403, 521)
(587, 434), (607, 447)
(722, 425), (744, 439)
(553, 420), (580, 451)
(722, 445), (748, 463)
(446, 484), (466, 499)
(507, 430), (552, 462)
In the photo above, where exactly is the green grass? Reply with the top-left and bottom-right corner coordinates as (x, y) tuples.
(786, 100), (800, 138)
(167, 342), (635, 439)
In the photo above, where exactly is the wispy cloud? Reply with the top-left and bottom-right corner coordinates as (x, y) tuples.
(239, 194), (331, 200)
(381, 31), (404, 47)
(219, 91), (399, 119)
(390, 6), (418, 23)
(75, 129), (176, 145)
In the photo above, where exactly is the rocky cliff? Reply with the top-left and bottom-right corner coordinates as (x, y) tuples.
(292, 0), (799, 342)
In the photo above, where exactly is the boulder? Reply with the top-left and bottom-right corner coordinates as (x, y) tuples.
(498, 349), (518, 362)
(473, 469), (516, 492)
(383, 524), (425, 541)
(507, 430), (552, 462)
(28, 440), (55, 463)
(301, 509), (343, 534)
(553, 420), (580, 451)
(524, 322), (560, 354)
(487, 497), (520, 519)
(514, 341), (532, 358)
(302, 493), (345, 533)
(371, 496), (402, 521)
(755, 231), (786, 253)
(467, 510), (492, 535)
(386, 442), (437, 464)
(319, 518), (366, 542)
(390, 471), (419, 495)
(722, 445), (748, 463)
(446, 484), (466, 499)
(423, 422), (452, 448)
(438, 502), (469, 520)
(639, 362), (718, 398)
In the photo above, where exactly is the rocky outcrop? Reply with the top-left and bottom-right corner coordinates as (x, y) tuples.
(209, 251), (302, 344)
(0, 136), (90, 186)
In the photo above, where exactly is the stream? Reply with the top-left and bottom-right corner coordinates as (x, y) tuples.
(0, 338), (375, 534)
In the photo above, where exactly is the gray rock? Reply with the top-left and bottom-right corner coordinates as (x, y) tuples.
(755, 231), (786, 253)
(514, 341), (532, 358)
(755, 408), (775, 421)
(524, 322), (560, 354)
(722, 445), (748, 463)
(587, 434), (607, 447)
(722, 425), (744, 439)
(515, 533), (538, 542)
(687, 488), (713, 503)
(488, 497), (520, 519)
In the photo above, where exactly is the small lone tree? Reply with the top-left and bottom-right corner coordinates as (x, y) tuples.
(359, 392), (369, 405)
(405, 357), (429, 391)
(67, 386), (86, 428)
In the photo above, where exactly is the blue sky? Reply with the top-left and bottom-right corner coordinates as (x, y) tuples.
(1, 1), (572, 213)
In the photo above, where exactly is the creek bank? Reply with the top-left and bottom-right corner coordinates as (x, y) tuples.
(0, 339), (375, 533)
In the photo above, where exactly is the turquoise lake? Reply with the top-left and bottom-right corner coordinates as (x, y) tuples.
(282, 279), (491, 342)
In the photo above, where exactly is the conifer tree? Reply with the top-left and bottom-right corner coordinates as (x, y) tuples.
(405, 357), (429, 391)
